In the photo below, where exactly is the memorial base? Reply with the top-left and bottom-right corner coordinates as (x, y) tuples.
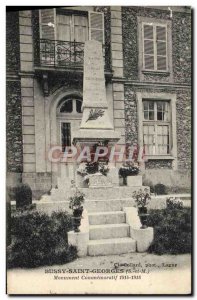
(127, 175), (142, 187)
(68, 231), (89, 257)
(88, 173), (113, 188)
(67, 209), (89, 257)
(130, 227), (154, 252)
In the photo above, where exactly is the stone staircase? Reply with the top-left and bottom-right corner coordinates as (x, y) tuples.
(87, 210), (136, 256)
(37, 192), (191, 214)
(36, 171), (191, 257)
(50, 186), (146, 202)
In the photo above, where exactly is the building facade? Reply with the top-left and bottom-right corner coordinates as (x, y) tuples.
(6, 6), (191, 197)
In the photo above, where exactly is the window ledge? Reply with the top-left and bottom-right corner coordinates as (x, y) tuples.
(145, 155), (174, 160)
(142, 70), (170, 76)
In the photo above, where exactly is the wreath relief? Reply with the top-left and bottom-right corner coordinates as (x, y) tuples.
(86, 108), (105, 122)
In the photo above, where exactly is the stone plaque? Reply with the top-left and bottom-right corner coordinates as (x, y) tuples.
(88, 173), (113, 188)
(80, 40), (113, 130)
(83, 40), (107, 108)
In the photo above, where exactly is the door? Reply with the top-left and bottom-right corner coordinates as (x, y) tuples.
(56, 13), (88, 42)
(56, 13), (88, 64)
(59, 119), (81, 153)
(56, 98), (82, 180)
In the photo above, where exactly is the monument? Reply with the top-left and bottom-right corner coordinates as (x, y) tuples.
(37, 40), (153, 257)
(72, 40), (121, 188)
(72, 40), (120, 145)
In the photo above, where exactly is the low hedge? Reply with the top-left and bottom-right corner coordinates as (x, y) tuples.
(147, 206), (191, 255)
(15, 183), (32, 209)
(7, 209), (77, 268)
(154, 183), (167, 195)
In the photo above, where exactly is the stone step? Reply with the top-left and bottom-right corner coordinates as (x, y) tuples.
(181, 200), (191, 207)
(36, 196), (191, 215)
(51, 186), (149, 201)
(36, 199), (136, 214)
(88, 211), (126, 225)
(152, 194), (191, 200)
(85, 199), (135, 212)
(88, 237), (136, 256)
(89, 223), (130, 240)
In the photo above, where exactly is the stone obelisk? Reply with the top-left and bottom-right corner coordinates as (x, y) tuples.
(72, 40), (120, 145)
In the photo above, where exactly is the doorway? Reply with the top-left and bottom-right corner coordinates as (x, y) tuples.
(56, 96), (82, 180)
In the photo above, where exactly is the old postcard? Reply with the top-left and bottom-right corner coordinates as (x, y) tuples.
(6, 5), (192, 295)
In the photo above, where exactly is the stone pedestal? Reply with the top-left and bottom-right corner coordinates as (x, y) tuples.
(130, 227), (154, 252)
(75, 173), (86, 188)
(123, 207), (154, 252)
(67, 209), (89, 257)
(88, 173), (113, 188)
(127, 175), (142, 187)
(107, 167), (119, 186)
(68, 231), (89, 257)
(123, 207), (142, 229)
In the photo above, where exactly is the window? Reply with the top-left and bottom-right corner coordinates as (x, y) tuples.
(143, 23), (167, 71)
(59, 98), (82, 114)
(137, 93), (177, 168)
(138, 17), (172, 76)
(89, 11), (104, 44)
(143, 100), (170, 155)
(57, 97), (82, 152)
(61, 122), (71, 151)
(39, 9), (104, 43)
(76, 99), (82, 113)
(39, 9), (104, 66)
(56, 13), (88, 43)
(60, 99), (73, 113)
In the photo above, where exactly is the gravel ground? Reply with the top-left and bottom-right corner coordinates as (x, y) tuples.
(54, 252), (191, 270)
(7, 253), (191, 295)
(7, 252), (191, 274)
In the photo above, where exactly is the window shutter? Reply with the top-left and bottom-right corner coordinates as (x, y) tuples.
(88, 12), (104, 44)
(39, 9), (56, 40)
(156, 25), (167, 70)
(74, 15), (88, 43)
(143, 24), (154, 70)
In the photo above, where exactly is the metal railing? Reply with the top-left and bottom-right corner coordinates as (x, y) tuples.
(35, 39), (111, 71)
(38, 39), (84, 67)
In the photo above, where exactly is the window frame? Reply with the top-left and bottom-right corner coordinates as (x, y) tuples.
(39, 8), (105, 43)
(142, 100), (171, 155)
(57, 98), (82, 153)
(39, 8), (57, 40)
(136, 92), (177, 169)
(60, 121), (71, 152)
(88, 11), (105, 44)
(142, 22), (168, 72)
(57, 98), (83, 116)
(137, 16), (172, 76)
(56, 11), (89, 43)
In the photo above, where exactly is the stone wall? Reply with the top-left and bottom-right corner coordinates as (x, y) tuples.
(110, 7), (126, 146)
(145, 160), (172, 169)
(6, 81), (23, 173)
(124, 86), (191, 184)
(22, 172), (52, 199)
(6, 11), (22, 188)
(122, 6), (191, 189)
(176, 90), (191, 170)
(142, 169), (191, 192)
(6, 6), (191, 193)
(95, 6), (111, 71)
(124, 87), (138, 146)
(6, 11), (20, 72)
(122, 6), (191, 83)
(172, 11), (191, 84)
